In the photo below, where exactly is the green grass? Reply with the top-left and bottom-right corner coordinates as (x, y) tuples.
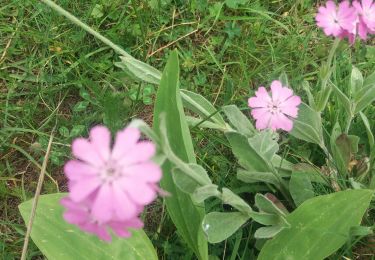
(1, 0), (374, 259)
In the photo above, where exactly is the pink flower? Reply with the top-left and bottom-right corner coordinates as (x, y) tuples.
(353, 0), (375, 39)
(62, 125), (162, 240)
(248, 80), (301, 132)
(61, 198), (143, 241)
(316, 1), (357, 38)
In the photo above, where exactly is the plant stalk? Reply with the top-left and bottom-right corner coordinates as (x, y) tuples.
(40, 0), (131, 58)
(21, 129), (54, 260)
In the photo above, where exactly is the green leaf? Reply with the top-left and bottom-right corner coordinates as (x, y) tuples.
(360, 112), (374, 151)
(58, 126), (69, 138)
(237, 170), (279, 186)
(192, 184), (252, 214)
(153, 51), (208, 260)
(350, 66), (363, 95)
(255, 194), (287, 217)
(222, 105), (255, 137)
(301, 81), (315, 108)
(248, 131), (279, 161)
(254, 224), (288, 239)
(186, 116), (227, 131)
(91, 4), (104, 18)
(354, 83), (375, 114)
(19, 193), (157, 260)
(363, 70), (375, 87)
(181, 89), (226, 127)
(258, 189), (374, 260)
(118, 56), (162, 85)
(226, 131), (273, 173)
(73, 101), (89, 112)
(290, 103), (324, 147)
(331, 82), (352, 116)
(202, 212), (249, 243)
(289, 171), (315, 206)
(172, 163), (211, 194)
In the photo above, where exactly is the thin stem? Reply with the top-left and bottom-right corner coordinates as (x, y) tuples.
(21, 129), (54, 260)
(327, 38), (340, 67)
(317, 38), (341, 112)
(40, 0), (131, 58)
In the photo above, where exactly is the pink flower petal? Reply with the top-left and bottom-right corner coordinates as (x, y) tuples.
(64, 160), (97, 181)
(112, 182), (138, 220)
(123, 162), (162, 182)
(275, 113), (294, 132)
(89, 126), (111, 161)
(91, 184), (114, 223)
(251, 107), (270, 120)
(119, 141), (156, 166)
(283, 95), (301, 107)
(120, 179), (157, 205)
(270, 80), (283, 102)
(69, 177), (101, 202)
(72, 138), (104, 167)
(255, 111), (272, 130)
(112, 127), (141, 160)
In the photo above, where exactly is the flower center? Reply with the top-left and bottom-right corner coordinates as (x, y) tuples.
(267, 102), (281, 114)
(100, 160), (121, 183)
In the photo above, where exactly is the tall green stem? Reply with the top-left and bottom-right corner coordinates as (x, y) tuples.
(41, 0), (131, 58)
(316, 38), (341, 112)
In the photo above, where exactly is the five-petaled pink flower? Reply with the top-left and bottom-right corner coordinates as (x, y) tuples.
(248, 80), (301, 132)
(62, 125), (162, 241)
(316, 1), (357, 41)
(353, 0), (375, 39)
(316, 0), (375, 43)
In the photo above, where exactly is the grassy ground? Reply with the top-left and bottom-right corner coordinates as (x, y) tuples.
(1, 0), (374, 259)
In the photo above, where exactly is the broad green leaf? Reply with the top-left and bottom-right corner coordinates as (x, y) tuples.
(226, 131), (273, 173)
(258, 189), (374, 260)
(181, 89), (226, 127)
(222, 105), (255, 137)
(117, 56), (162, 85)
(202, 212), (249, 243)
(330, 123), (348, 175)
(192, 184), (221, 203)
(290, 103), (324, 147)
(292, 163), (327, 184)
(172, 164), (211, 194)
(331, 82), (352, 116)
(192, 184), (252, 214)
(255, 193), (287, 216)
(237, 170), (279, 186)
(254, 224), (288, 239)
(334, 134), (359, 175)
(360, 112), (374, 151)
(350, 66), (363, 95)
(354, 83), (375, 114)
(301, 81), (316, 108)
(248, 131), (279, 161)
(153, 51), (208, 260)
(363, 70), (375, 87)
(253, 194), (290, 239)
(289, 171), (315, 206)
(19, 193), (157, 260)
(186, 116), (227, 131)
(316, 83), (332, 112)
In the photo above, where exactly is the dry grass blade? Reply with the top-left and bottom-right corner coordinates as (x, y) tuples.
(20, 128), (55, 260)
